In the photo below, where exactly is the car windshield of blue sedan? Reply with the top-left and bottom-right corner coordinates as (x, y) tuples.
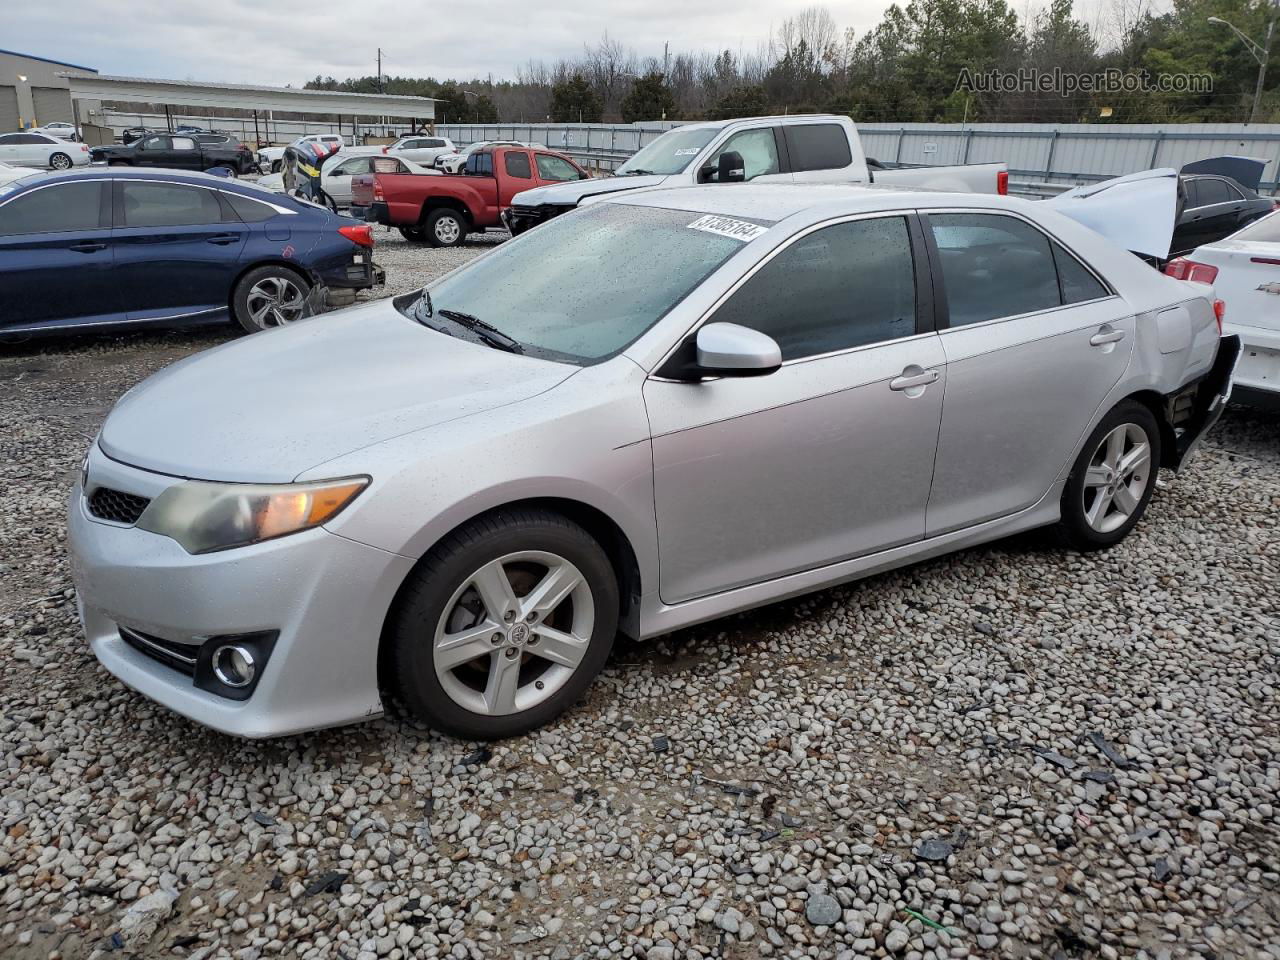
(408, 203), (770, 363)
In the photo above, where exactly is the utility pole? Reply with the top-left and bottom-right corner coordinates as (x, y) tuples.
(663, 41), (669, 80)
(377, 48), (384, 93)
(1209, 2), (1279, 123)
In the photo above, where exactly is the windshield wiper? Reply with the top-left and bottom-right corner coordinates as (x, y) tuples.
(618, 168), (655, 176)
(437, 309), (523, 354)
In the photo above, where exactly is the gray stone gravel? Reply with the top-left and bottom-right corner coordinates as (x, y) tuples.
(1, 241), (1278, 958)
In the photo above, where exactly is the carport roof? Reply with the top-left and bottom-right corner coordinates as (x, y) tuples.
(61, 74), (438, 119)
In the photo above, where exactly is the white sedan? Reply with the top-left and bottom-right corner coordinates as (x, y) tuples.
(0, 131), (91, 169)
(1171, 210), (1280, 404)
(256, 153), (437, 208)
(32, 121), (79, 140)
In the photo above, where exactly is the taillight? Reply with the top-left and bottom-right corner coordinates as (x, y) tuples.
(372, 179), (385, 202)
(1213, 299), (1225, 334)
(382, 146), (389, 154)
(997, 170), (1009, 196)
(338, 224), (374, 248)
(80, 144), (88, 152)
(1163, 258), (1218, 285)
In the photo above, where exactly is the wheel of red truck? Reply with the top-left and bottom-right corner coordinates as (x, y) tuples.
(426, 208), (467, 247)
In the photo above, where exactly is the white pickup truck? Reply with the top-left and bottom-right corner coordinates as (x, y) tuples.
(503, 114), (1008, 233)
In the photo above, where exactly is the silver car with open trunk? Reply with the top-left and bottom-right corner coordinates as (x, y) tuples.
(69, 182), (1238, 739)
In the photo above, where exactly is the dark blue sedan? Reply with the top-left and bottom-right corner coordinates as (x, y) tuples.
(0, 168), (382, 337)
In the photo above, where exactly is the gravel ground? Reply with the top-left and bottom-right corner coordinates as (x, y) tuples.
(1, 236), (1278, 960)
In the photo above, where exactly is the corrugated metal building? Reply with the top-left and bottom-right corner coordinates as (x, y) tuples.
(0, 48), (98, 132)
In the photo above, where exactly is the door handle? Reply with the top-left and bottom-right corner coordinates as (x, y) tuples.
(69, 241), (107, 253)
(889, 368), (939, 391)
(1090, 328), (1125, 346)
(206, 234), (240, 245)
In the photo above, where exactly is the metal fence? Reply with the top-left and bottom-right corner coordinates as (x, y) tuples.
(94, 110), (423, 145)
(437, 120), (1280, 194)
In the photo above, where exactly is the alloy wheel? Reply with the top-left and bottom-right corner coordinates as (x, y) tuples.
(49, 153), (72, 170)
(432, 551), (595, 716)
(245, 276), (305, 329)
(1082, 423), (1152, 534)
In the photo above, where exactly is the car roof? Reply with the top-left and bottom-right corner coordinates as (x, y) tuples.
(597, 182), (1033, 222)
(10, 167), (294, 195)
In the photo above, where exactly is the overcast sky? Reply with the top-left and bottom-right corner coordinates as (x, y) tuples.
(8, 0), (921, 87)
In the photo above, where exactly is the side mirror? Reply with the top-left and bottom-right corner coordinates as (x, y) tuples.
(718, 151), (746, 183)
(695, 322), (781, 375)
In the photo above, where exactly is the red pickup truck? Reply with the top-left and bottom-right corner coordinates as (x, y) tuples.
(350, 146), (589, 247)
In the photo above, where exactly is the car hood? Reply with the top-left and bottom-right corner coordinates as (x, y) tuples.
(99, 301), (578, 483)
(511, 174), (670, 207)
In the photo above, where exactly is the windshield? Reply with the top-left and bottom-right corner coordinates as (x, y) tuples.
(1233, 210), (1280, 243)
(401, 203), (767, 363)
(615, 127), (719, 176)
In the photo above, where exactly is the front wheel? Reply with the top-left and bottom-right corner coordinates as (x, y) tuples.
(389, 509), (619, 739)
(49, 152), (72, 170)
(425, 208), (467, 247)
(271, 160), (282, 174)
(1057, 400), (1162, 551)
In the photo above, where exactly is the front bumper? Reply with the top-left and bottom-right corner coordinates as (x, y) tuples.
(68, 446), (415, 738)
(502, 203), (574, 235)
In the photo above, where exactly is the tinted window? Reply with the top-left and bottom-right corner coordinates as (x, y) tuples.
(1196, 178), (1231, 206)
(930, 213), (1061, 326)
(465, 152), (493, 176)
(713, 217), (917, 360)
(707, 128), (779, 181)
(1052, 243), (1109, 304)
(1182, 180), (1201, 208)
(505, 151), (532, 179)
(121, 183), (223, 227)
(535, 154), (579, 182)
(222, 191), (278, 223)
(0, 182), (104, 234)
(0, 134), (18, 145)
(424, 139), (446, 148)
(784, 124), (853, 172)
(1224, 181), (1245, 201)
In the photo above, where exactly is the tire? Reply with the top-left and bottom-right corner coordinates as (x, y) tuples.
(399, 226), (428, 243)
(1057, 400), (1162, 551)
(389, 509), (619, 739)
(271, 160), (282, 174)
(231, 265), (312, 333)
(48, 152), (72, 171)
(425, 207), (467, 247)
(108, 160), (128, 167)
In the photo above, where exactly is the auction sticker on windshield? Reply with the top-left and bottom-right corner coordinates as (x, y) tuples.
(687, 215), (768, 242)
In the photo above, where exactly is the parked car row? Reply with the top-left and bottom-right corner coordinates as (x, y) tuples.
(0, 168), (382, 338)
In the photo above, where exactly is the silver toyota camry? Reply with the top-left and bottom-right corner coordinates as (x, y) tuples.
(69, 183), (1238, 740)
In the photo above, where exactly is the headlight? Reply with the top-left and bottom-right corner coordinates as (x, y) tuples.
(137, 477), (368, 554)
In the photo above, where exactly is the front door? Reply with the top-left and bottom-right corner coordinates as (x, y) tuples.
(645, 214), (944, 604)
(0, 179), (118, 331)
(112, 180), (248, 321)
(922, 211), (1135, 535)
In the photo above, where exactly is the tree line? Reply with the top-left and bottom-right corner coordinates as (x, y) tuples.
(303, 0), (1280, 125)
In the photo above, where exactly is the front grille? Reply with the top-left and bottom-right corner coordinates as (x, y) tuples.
(119, 627), (198, 677)
(88, 487), (151, 525)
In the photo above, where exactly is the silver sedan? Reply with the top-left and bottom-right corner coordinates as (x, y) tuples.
(68, 184), (1238, 739)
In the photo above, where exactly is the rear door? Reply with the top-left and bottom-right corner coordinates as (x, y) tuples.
(783, 123), (860, 184)
(0, 179), (118, 330)
(922, 211), (1134, 535)
(112, 180), (249, 321)
(0, 133), (21, 164)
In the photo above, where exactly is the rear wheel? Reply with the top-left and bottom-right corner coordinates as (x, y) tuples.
(425, 208), (467, 247)
(232, 265), (311, 333)
(48, 152), (72, 170)
(389, 509), (618, 739)
(271, 160), (282, 174)
(1057, 400), (1161, 551)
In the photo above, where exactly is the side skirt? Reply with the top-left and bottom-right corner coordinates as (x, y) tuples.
(637, 482), (1065, 640)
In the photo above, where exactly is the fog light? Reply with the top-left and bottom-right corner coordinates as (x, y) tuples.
(212, 644), (256, 688)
